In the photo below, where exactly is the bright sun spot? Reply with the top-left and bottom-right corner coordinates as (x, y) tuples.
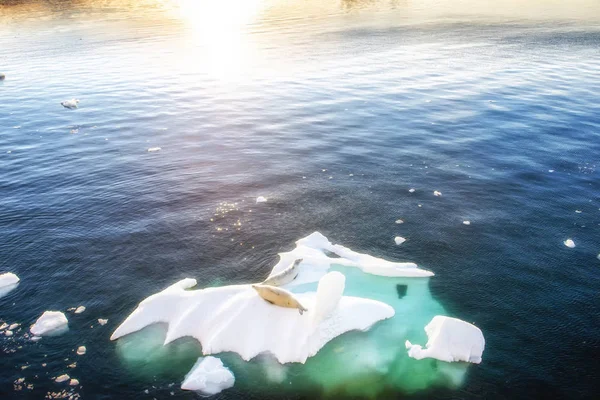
(175, 0), (261, 77)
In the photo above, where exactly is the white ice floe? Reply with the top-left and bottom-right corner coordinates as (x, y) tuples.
(564, 239), (575, 248)
(405, 316), (485, 364)
(5, 330), (13, 336)
(112, 271), (393, 364)
(98, 319), (108, 326)
(30, 311), (69, 336)
(74, 306), (86, 314)
(463, 221), (471, 225)
(409, 188), (416, 193)
(181, 356), (235, 395)
(77, 346), (86, 355)
(395, 219), (404, 224)
(55, 374), (70, 383)
(147, 147), (161, 152)
(0, 272), (19, 288)
(69, 379), (79, 386)
(394, 236), (406, 245)
(0, 272), (20, 298)
(256, 196), (268, 203)
(434, 191), (442, 197)
(61, 99), (79, 109)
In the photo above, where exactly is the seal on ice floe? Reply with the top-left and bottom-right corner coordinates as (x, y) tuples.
(261, 258), (302, 286)
(251, 284), (308, 315)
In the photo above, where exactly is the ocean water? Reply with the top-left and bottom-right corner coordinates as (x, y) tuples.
(1, 0), (599, 399)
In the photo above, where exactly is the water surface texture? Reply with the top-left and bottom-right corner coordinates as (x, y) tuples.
(1, 0), (600, 399)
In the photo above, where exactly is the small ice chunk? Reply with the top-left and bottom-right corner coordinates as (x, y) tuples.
(181, 356), (235, 395)
(575, 210), (582, 214)
(77, 346), (86, 355)
(349, 173), (354, 176)
(405, 315), (485, 363)
(5, 330), (13, 336)
(74, 306), (86, 314)
(98, 319), (108, 325)
(434, 191), (442, 197)
(548, 169), (554, 173)
(256, 196), (267, 203)
(395, 219), (404, 224)
(394, 237), (406, 245)
(30, 311), (68, 336)
(0, 323), (7, 330)
(61, 99), (79, 109)
(69, 379), (79, 386)
(147, 147), (161, 152)
(564, 239), (575, 248)
(0, 272), (19, 288)
(463, 221), (471, 225)
(408, 188), (416, 193)
(30, 336), (42, 342)
(55, 374), (70, 383)
(8, 323), (19, 330)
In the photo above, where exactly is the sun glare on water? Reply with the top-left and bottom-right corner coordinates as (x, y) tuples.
(174, 0), (262, 77)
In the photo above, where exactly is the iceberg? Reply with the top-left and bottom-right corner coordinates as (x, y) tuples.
(113, 232), (477, 397)
(405, 315), (485, 363)
(111, 272), (394, 364)
(181, 356), (235, 395)
(0, 272), (19, 299)
(30, 311), (69, 336)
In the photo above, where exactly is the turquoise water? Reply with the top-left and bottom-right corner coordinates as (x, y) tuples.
(1, 0), (600, 399)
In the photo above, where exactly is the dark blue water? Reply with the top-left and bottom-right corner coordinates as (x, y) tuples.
(1, 0), (599, 399)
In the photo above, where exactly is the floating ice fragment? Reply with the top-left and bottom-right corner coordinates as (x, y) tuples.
(564, 239), (575, 248)
(349, 173), (354, 177)
(61, 99), (79, 109)
(463, 221), (471, 225)
(394, 237), (406, 245)
(256, 196), (267, 203)
(69, 379), (79, 386)
(181, 356), (235, 395)
(147, 147), (161, 152)
(0, 323), (7, 330)
(55, 374), (70, 383)
(549, 169), (554, 173)
(30, 311), (68, 336)
(575, 210), (582, 214)
(9, 323), (19, 330)
(74, 306), (85, 314)
(5, 330), (13, 336)
(30, 336), (41, 342)
(395, 219), (404, 224)
(405, 316), (485, 363)
(409, 188), (415, 193)
(0, 272), (19, 288)
(98, 319), (108, 325)
(76, 346), (86, 355)
(0, 272), (19, 298)
(434, 191), (442, 197)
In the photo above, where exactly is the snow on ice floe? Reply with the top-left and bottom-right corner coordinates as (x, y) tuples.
(181, 356), (235, 395)
(111, 270), (394, 364)
(564, 239), (575, 248)
(256, 196), (268, 203)
(0, 272), (20, 298)
(394, 236), (406, 245)
(30, 311), (69, 336)
(405, 316), (485, 364)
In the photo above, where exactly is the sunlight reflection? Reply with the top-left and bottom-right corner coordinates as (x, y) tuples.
(174, 0), (262, 77)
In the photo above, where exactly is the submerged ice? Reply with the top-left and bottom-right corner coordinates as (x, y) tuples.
(113, 232), (483, 397)
(181, 356), (235, 395)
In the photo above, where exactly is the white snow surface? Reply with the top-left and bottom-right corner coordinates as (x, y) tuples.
(111, 233), (435, 363)
(181, 356), (235, 395)
(111, 273), (393, 364)
(0, 272), (19, 288)
(30, 311), (69, 336)
(405, 316), (485, 364)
